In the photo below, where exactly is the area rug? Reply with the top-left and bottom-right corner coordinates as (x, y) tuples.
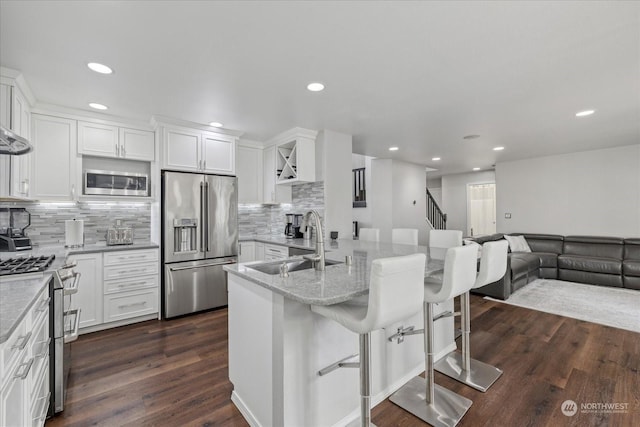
(485, 279), (640, 333)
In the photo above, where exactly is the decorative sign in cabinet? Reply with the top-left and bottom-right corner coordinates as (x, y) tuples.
(78, 121), (155, 161)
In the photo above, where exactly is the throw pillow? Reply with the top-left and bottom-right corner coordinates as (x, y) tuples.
(504, 235), (532, 252)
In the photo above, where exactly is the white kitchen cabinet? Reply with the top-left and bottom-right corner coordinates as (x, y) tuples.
(78, 122), (155, 161)
(275, 137), (315, 184)
(0, 285), (49, 427)
(0, 80), (32, 199)
(255, 242), (265, 261)
(163, 126), (236, 175)
(263, 243), (288, 261)
(68, 253), (103, 329)
(236, 145), (263, 203)
(31, 114), (78, 201)
(263, 145), (291, 204)
(103, 248), (159, 324)
(239, 241), (256, 263)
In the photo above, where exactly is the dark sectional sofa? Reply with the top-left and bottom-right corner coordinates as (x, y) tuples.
(470, 233), (640, 300)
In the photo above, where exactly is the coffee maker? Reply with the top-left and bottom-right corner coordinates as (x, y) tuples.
(285, 214), (295, 238)
(293, 214), (304, 238)
(0, 207), (33, 251)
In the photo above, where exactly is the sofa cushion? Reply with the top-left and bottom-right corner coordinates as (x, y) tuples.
(510, 252), (539, 274)
(557, 255), (622, 275)
(623, 260), (640, 277)
(537, 252), (558, 268)
(563, 236), (624, 259)
(624, 238), (640, 260)
(559, 269), (623, 288)
(504, 235), (531, 252)
(520, 233), (564, 254)
(473, 233), (504, 245)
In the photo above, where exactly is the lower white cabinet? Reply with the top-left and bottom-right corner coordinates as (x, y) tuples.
(263, 243), (288, 261)
(68, 253), (103, 329)
(69, 248), (160, 333)
(238, 241), (256, 263)
(255, 242), (265, 261)
(0, 285), (50, 427)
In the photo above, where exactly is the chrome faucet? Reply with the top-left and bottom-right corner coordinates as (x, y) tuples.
(302, 210), (325, 271)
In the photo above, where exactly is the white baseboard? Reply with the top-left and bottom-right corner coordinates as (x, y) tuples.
(231, 390), (262, 427)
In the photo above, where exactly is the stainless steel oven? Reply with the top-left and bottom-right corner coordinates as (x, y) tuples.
(84, 169), (149, 197)
(49, 262), (80, 416)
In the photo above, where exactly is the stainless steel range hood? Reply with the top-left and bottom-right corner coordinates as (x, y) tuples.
(0, 126), (33, 155)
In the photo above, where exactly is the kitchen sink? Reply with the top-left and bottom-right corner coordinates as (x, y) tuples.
(247, 258), (342, 275)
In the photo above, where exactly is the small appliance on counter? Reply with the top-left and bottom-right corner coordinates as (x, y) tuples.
(0, 207), (32, 251)
(65, 219), (85, 248)
(106, 219), (134, 246)
(284, 213), (305, 239)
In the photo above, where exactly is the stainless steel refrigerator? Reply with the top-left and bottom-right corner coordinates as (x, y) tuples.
(161, 170), (238, 318)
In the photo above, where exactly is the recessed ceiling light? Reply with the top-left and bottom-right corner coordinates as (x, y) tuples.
(87, 62), (113, 74)
(576, 110), (595, 117)
(473, 167), (481, 171)
(307, 82), (325, 92)
(432, 157), (441, 161)
(388, 146), (399, 151)
(493, 146), (505, 151)
(89, 103), (108, 110)
(209, 122), (223, 128)
(463, 134), (481, 140)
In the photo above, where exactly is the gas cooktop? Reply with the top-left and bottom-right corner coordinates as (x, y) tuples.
(0, 255), (56, 276)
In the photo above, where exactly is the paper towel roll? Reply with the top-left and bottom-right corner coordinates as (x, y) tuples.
(65, 219), (84, 247)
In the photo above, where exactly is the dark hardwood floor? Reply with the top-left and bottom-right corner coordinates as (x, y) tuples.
(46, 295), (639, 427)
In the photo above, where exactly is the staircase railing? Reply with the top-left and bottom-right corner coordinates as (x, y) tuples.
(426, 188), (447, 229)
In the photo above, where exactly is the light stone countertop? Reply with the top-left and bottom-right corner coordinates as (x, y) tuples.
(225, 238), (445, 306)
(239, 235), (318, 251)
(0, 241), (159, 344)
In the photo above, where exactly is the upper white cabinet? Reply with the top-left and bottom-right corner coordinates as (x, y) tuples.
(78, 121), (154, 161)
(160, 121), (238, 175)
(236, 143), (263, 203)
(271, 128), (317, 185)
(0, 71), (33, 200)
(31, 114), (78, 201)
(263, 145), (291, 204)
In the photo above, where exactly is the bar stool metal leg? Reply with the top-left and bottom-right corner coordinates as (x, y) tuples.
(434, 292), (503, 392)
(389, 302), (472, 427)
(360, 332), (372, 427)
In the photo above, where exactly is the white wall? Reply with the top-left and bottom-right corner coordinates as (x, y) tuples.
(370, 159), (428, 245)
(496, 145), (640, 237)
(316, 130), (353, 240)
(370, 159), (393, 242)
(352, 154), (373, 231)
(392, 161), (429, 245)
(441, 170), (496, 235)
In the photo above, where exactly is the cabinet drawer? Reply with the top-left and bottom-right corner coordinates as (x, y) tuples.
(29, 288), (50, 329)
(104, 274), (158, 294)
(264, 244), (288, 258)
(104, 262), (158, 281)
(104, 288), (158, 323)
(104, 249), (158, 266)
(1, 316), (28, 378)
(28, 314), (49, 397)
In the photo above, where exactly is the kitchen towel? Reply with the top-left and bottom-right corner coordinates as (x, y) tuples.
(65, 219), (84, 247)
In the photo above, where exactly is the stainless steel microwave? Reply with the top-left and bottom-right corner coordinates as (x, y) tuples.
(84, 169), (149, 197)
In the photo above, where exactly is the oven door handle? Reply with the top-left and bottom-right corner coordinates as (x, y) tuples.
(63, 271), (81, 296)
(64, 309), (81, 343)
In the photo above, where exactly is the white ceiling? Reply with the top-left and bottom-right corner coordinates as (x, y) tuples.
(1, 1), (639, 176)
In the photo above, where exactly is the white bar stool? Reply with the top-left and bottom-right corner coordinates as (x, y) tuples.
(435, 240), (508, 392)
(390, 245), (477, 427)
(359, 228), (380, 242)
(311, 253), (426, 427)
(392, 228), (419, 245)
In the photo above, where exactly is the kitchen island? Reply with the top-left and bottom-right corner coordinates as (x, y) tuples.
(224, 239), (456, 427)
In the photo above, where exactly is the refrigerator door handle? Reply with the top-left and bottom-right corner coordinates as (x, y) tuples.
(204, 181), (210, 252)
(200, 181), (206, 252)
